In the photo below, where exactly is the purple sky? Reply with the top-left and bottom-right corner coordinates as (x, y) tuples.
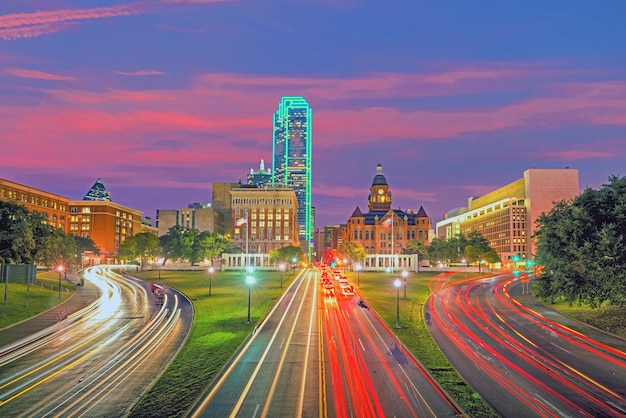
(1, 1), (625, 228)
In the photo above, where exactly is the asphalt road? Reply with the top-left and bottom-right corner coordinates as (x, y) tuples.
(426, 272), (626, 417)
(0, 266), (192, 417)
(189, 268), (321, 417)
(323, 279), (462, 418)
(190, 268), (462, 418)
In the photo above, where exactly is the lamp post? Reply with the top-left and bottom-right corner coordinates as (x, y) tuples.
(246, 275), (255, 324)
(402, 270), (408, 300)
(208, 267), (214, 296)
(279, 263), (285, 288)
(57, 265), (64, 299)
(356, 263), (362, 287)
(394, 278), (402, 328)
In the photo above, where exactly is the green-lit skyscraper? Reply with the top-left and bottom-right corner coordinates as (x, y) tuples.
(272, 97), (313, 260)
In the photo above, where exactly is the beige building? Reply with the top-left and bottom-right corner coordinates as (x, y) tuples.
(230, 185), (299, 255)
(156, 203), (223, 237)
(212, 182), (239, 238)
(436, 168), (579, 266)
(0, 178), (69, 231)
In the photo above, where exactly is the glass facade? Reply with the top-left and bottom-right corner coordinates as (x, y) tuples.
(272, 96), (312, 257)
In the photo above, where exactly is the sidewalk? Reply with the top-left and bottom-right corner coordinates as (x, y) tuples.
(0, 274), (99, 348)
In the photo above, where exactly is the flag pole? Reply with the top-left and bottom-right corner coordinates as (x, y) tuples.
(391, 211), (394, 273)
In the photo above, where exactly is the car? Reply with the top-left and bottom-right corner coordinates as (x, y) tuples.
(341, 286), (354, 296)
(358, 299), (368, 309)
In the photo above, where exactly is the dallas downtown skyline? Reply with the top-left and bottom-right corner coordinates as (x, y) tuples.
(1, 1), (625, 417)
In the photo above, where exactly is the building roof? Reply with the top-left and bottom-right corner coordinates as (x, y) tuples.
(350, 206), (364, 217)
(83, 178), (111, 201)
(362, 209), (426, 226)
(371, 164), (389, 187)
(415, 206), (428, 217)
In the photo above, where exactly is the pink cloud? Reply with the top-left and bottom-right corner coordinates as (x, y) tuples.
(115, 70), (166, 77)
(540, 150), (614, 161)
(2, 66), (624, 176)
(2, 67), (78, 81)
(0, 0), (233, 40)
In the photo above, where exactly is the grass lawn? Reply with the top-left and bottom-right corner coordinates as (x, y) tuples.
(534, 290), (626, 339)
(127, 269), (298, 418)
(348, 269), (497, 417)
(0, 270), (75, 329)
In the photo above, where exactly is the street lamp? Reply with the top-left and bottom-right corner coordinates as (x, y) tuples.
(394, 278), (402, 328)
(208, 267), (214, 296)
(57, 265), (64, 299)
(279, 263), (285, 288)
(246, 275), (255, 324)
(356, 263), (362, 287)
(402, 270), (408, 300)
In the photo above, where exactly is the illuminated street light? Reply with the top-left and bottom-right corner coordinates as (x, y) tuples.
(402, 270), (408, 300)
(279, 263), (285, 288)
(246, 275), (255, 324)
(394, 278), (402, 328)
(355, 263), (362, 287)
(57, 265), (64, 299)
(208, 267), (214, 297)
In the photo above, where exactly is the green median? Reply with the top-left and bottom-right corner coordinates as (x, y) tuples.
(127, 269), (297, 418)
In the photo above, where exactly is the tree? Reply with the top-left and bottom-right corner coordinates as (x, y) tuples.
(427, 238), (455, 265)
(534, 175), (626, 307)
(118, 232), (159, 267)
(269, 245), (304, 265)
(159, 226), (193, 264)
(35, 228), (76, 268)
(336, 242), (367, 265)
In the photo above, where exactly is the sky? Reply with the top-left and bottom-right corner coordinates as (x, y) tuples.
(1, 0), (625, 228)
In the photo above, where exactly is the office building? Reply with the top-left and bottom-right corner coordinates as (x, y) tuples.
(0, 178), (69, 231)
(212, 182), (239, 237)
(272, 96), (313, 258)
(156, 203), (223, 237)
(230, 185), (299, 255)
(436, 168), (580, 266)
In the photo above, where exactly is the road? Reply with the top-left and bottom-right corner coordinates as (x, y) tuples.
(189, 268), (321, 418)
(190, 268), (462, 417)
(0, 265), (192, 418)
(426, 272), (626, 417)
(322, 276), (462, 417)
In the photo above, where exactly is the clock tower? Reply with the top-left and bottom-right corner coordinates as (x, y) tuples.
(368, 164), (392, 211)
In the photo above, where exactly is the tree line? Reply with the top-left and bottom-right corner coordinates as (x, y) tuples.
(535, 175), (626, 307)
(0, 201), (98, 268)
(332, 231), (500, 269)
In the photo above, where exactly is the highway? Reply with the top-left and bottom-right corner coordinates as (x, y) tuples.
(322, 277), (461, 417)
(190, 268), (462, 417)
(0, 266), (192, 418)
(190, 268), (321, 417)
(426, 272), (626, 417)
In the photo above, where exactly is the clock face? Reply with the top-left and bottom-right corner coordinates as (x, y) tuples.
(378, 189), (384, 195)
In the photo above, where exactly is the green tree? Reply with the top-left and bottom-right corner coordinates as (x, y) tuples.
(0, 201), (61, 264)
(269, 245), (304, 265)
(337, 242), (367, 265)
(36, 228), (76, 268)
(535, 175), (626, 307)
(118, 232), (159, 267)
(159, 226), (194, 264)
(427, 238), (455, 265)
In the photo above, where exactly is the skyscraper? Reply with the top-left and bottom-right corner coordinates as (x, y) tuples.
(272, 96), (312, 259)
